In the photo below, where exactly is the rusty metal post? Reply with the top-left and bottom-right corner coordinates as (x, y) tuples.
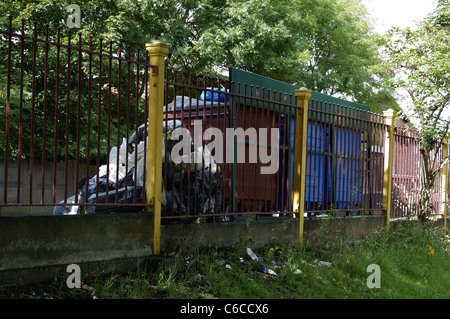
(146, 41), (169, 255)
(293, 88), (311, 245)
(382, 109), (397, 232)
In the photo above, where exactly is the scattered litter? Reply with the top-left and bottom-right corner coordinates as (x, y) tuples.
(216, 259), (226, 265)
(246, 247), (278, 276)
(184, 257), (191, 267)
(215, 259), (232, 270)
(260, 265), (277, 276)
(314, 259), (332, 267)
(168, 252), (183, 259)
(80, 282), (94, 291)
(195, 273), (205, 280)
(246, 247), (259, 261)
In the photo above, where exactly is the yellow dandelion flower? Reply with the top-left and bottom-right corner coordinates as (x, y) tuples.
(428, 246), (435, 258)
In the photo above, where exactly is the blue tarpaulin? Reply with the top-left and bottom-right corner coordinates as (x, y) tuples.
(277, 118), (362, 213)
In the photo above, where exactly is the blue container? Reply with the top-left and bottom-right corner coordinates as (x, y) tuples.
(200, 87), (229, 102)
(277, 118), (331, 211)
(305, 122), (331, 210)
(333, 128), (362, 210)
(277, 118), (362, 213)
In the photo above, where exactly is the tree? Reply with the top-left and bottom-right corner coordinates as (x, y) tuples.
(1, 0), (385, 97)
(191, 0), (306, 81)
(1, 0), (387, 162)
(291, 0), (384, 106)
(381, 4), (450, 220)
(188, 0), (386, 109)
(99, 0), (384, 108)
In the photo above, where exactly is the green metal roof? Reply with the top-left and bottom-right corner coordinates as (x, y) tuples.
(229, 68), (370, 112)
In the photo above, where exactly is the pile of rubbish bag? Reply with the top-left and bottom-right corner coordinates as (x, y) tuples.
(53, 132), (147, 215)
(162, 119), (224, 216)
(54, 98), (224, 216)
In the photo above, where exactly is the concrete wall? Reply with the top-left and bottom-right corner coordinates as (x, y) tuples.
(0, 213), (154, 286)
(160, 215), (388, 255)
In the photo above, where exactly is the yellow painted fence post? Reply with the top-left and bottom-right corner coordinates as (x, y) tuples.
(293, 88), (311, 245)
(146, 41), (169, 256)
(441, 133), (449, 234)
(382, 109), (397, 232)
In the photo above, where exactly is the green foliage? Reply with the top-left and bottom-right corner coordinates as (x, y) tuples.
(194, 0), (305, 80)
(381, 20), (450, 148)
(427, 0), (450, 27)
(1, 0), (385, 88)
(380, 11), (450, 218)
(0, 0), (390, 162)
(187, 0), (386, 109)
(291, 0), (383, 103)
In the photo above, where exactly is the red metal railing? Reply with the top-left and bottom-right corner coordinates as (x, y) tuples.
(230, 81), (297, 217)
(391, 127), (444, 218)
(162, 71), (389, 220)
(1, 18), (447, 220)
(162, 70), (298, 221)
(306, 99), (386, 216)
(1, 17), (154, 214)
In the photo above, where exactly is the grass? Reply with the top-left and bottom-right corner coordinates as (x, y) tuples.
(1, 221), (449, 299)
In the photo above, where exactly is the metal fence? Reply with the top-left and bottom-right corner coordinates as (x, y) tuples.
(391, 127), (444, 218)
(305, 98), (386, 217)
(162, 70), (298, 221)
(0, 18), (448, 222)
(1, 17), (153, 214)
(161, 73), (388, 220)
